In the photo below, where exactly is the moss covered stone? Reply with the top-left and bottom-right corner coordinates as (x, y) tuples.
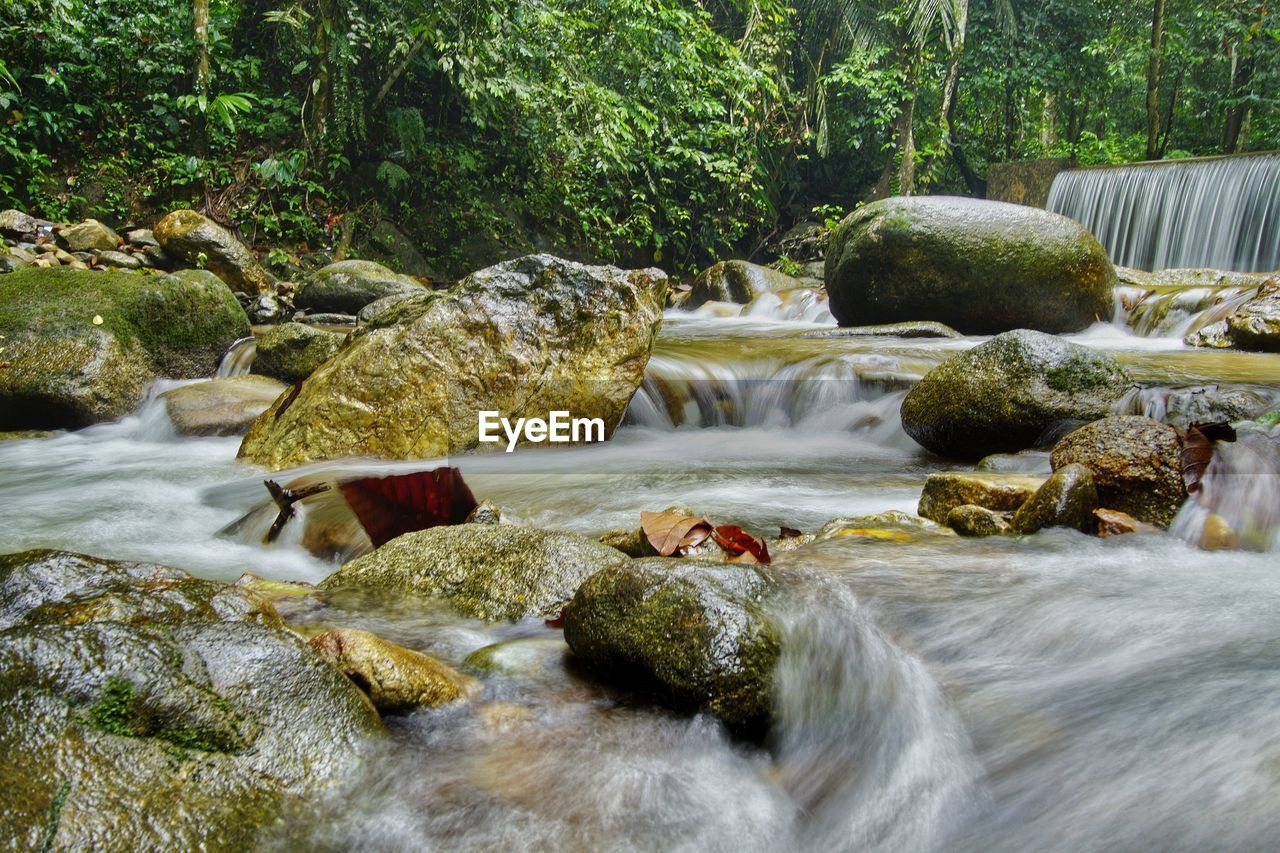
(563, 558), (781, 734)
(154, 209), (279, 295)
(917, 471), (1045, 523)
(320, 524), (631, 621)
(240, 254), (666, 469)
(309, 628), (478, 713)
(295, 259), (426, 315)
(0, 267), (250, 429)
(0, 549), (381, 849)
(683, 260), (800, 308)
(900, 329), (1132, 460)
(251, 322), (346, 383)
(1011, 462), (1098, 533)
(825, 196), (1116, 333)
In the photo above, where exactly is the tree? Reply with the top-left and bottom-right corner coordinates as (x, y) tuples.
(1145, 0), (1166, 159)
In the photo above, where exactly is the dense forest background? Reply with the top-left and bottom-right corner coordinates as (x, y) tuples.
(1, 0), (1277, 274)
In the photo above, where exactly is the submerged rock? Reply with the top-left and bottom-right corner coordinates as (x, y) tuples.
(1093, 507), (1159, 537)
(309, 628), (477, 713)
(683, 260), (800, 308)
(917, 471), (1044, 523)
(0, 549), (381, 849)
(1050, 416), (1186, 527)
(155, 209), (279, 294)
(808, 320), (962, 339)
(294, 259), (426, 315)
(0, 267), (250, 429)
(1011, 463), (1098, 533)
(240, 254), (666, 469)
(320, 524), (630, 621)
(563, 558), (781, 734)
(825, 196), (1116, 333)
(161, 375), (288, 436)
(816, 510), (950, 543)
(900, 329), (1132, 460)
(252, 322), (346, 383)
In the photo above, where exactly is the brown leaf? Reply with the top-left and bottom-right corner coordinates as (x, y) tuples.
(640, 510), (713, 556)
(712, 525), (771, 565)
(338, 467), (478, 548)
(1181, 421), (1238, 494)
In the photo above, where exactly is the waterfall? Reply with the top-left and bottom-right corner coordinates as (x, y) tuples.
(1046, 153), (1280, 272)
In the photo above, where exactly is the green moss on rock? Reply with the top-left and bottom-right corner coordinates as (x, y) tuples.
(0, 267), (250, 429)
(825, 196), (1117, 333)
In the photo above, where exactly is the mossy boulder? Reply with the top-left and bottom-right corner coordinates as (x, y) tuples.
(0, 267), (250, 429)
(251, 322), (346, 383)
(917, 471), (1045, 523)
(563, 558), (781, 734)
(155, 209), (279, 294)
(825, 196), (1116, 333)
(309, 628), (477, 713)
(683, 260), (800, 308)
(0, 549), (381, 849)
(900, 329), (1132, 459)
(1050, 416), (1187, 527)
(240, 254), (667, 469)
(161, 375), (288, 436)
(295, 259), (426, 315)
(58, 219), (121, 253)
(1011, 462), (1098, 533)
(320, 524), (631, 621)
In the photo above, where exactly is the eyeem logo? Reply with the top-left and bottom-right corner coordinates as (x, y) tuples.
(478, 410), (605, 452)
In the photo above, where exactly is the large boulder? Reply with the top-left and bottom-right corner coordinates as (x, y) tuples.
(900, 329), (1132, 459)
(1049, 416), (1187, 527)
(161, 375), (288, 436)
(683, 260), (800, 308)
(251, 322), (346, 383)
(0, 267), (250, 429)
(825, 196), (1116, 333)
(239, 254), (666, 469)
(58, 219), (121, 253)
(154, 209), (278, 294)
(320, 524), (631, 621)
(563, 558), (781, 734)
(294, 259), (426, 315)
(0, 549), (381, 849)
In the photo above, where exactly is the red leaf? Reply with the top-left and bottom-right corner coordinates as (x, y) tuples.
(640, 511), (713, 556)
(545, 607), (568, 629)
(337, 467), (478, 548)
(712, 525), (771, 565)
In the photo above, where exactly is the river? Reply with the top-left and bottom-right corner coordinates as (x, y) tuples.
(1, 304), (1277, 851)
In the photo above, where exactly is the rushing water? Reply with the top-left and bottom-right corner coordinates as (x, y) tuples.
(2, 308), (1279, 851)
(1047, 153), (1280, 272)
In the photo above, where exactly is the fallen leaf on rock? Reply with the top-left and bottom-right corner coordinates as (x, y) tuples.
(712, 525), (771, 564)
(338, 467), (478, 548)
(640, 510), (713, 556)
(545, 607), (568, 629)
(1180, 421), (1238, 494)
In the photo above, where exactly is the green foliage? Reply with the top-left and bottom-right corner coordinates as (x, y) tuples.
(0, 0), (1277, 270)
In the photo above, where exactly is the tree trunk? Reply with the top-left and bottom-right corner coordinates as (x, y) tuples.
(308, 0), (336, 143)
(1222, 48), (1253, 153)
(193, 0), (210, 157)
(897, 93), (917, 196)
(1145, 0), (1166, 161)
(1041, 94), (1057, 147)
